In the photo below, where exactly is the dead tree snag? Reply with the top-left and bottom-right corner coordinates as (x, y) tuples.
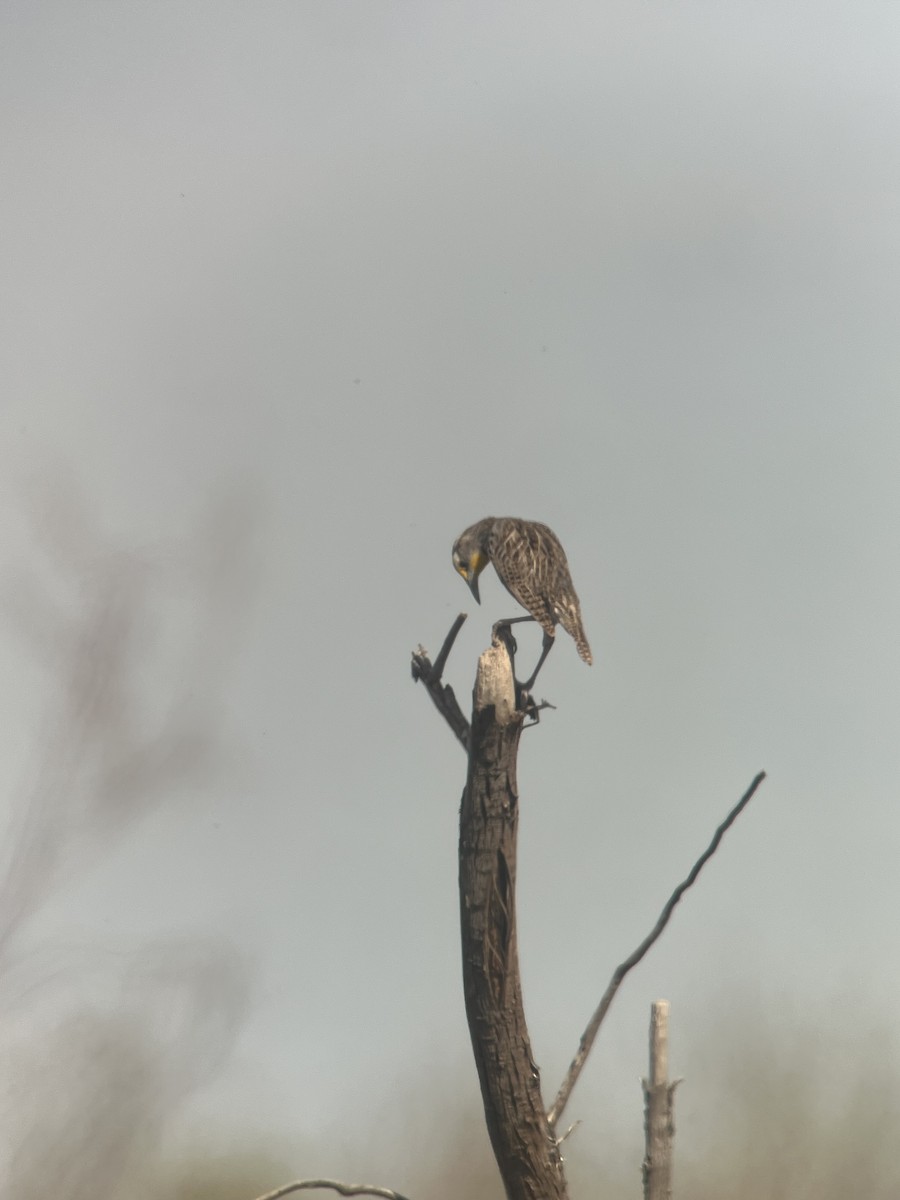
(458, 638), (568, 1200)
(413, 616), (766, 1200)
(642, 1000), (677, 1200)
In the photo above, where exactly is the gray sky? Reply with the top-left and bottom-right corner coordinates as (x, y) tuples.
(2, 0), (900, 1189)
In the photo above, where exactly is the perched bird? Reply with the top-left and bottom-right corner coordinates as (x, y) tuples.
(452, 516), (592, 689)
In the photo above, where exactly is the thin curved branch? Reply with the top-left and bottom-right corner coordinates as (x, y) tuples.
(411, 613), (470, 750)
(430, 611), (467, 680)
(547, 770), (767, 1128)
(252, 1180), (412, 1200)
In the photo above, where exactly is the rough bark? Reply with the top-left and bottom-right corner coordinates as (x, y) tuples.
(459, 642), (568, 1200)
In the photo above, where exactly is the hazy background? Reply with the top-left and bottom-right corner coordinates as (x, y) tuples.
(2, 3), (899, 1196)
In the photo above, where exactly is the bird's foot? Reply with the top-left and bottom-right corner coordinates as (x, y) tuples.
(516, 683), (556, 726)
(516, 680), (538, 722)
(492, 619), (518, 657)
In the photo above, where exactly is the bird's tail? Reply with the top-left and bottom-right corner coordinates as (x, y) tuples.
(554, 595), (593, 666)
(559, 607), (592, 665)
(573, 626), (593, 666)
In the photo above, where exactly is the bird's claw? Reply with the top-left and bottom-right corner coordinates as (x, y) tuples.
(492, 620), (518, 656)
(517, 682), (539, 722)
(519, 690), (556, 726)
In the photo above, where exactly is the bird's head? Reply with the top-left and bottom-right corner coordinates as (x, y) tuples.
(452, 527), (489, 604)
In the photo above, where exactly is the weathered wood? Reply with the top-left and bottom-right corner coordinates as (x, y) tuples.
(642, 1000), (676, 1200)
(459, 641), (568, 1200)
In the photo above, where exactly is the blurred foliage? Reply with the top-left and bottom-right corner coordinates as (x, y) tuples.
(161, 1150), (295, 1200)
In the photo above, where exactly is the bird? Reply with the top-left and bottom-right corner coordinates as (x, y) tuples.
(451, 516), (592, 690)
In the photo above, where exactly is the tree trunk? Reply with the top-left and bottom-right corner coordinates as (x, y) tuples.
(458, 643), (568, 1200)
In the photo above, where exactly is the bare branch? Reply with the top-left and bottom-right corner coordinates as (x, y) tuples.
(557, 1120), (581, 1145)
(430, 611), (467, 681)
(252, 1180), (412, 1200)
(411, 614), (470, 750)
(547, 770), (767, 1128)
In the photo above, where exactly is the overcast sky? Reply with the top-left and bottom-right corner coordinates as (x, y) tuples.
(2, 1), (899, 1192)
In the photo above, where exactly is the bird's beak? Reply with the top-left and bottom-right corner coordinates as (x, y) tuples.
(455, 553), (483, 604)
(463, 551), (484, 603)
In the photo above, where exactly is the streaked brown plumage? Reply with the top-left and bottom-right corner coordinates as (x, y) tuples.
(452, 517), (592, 677)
